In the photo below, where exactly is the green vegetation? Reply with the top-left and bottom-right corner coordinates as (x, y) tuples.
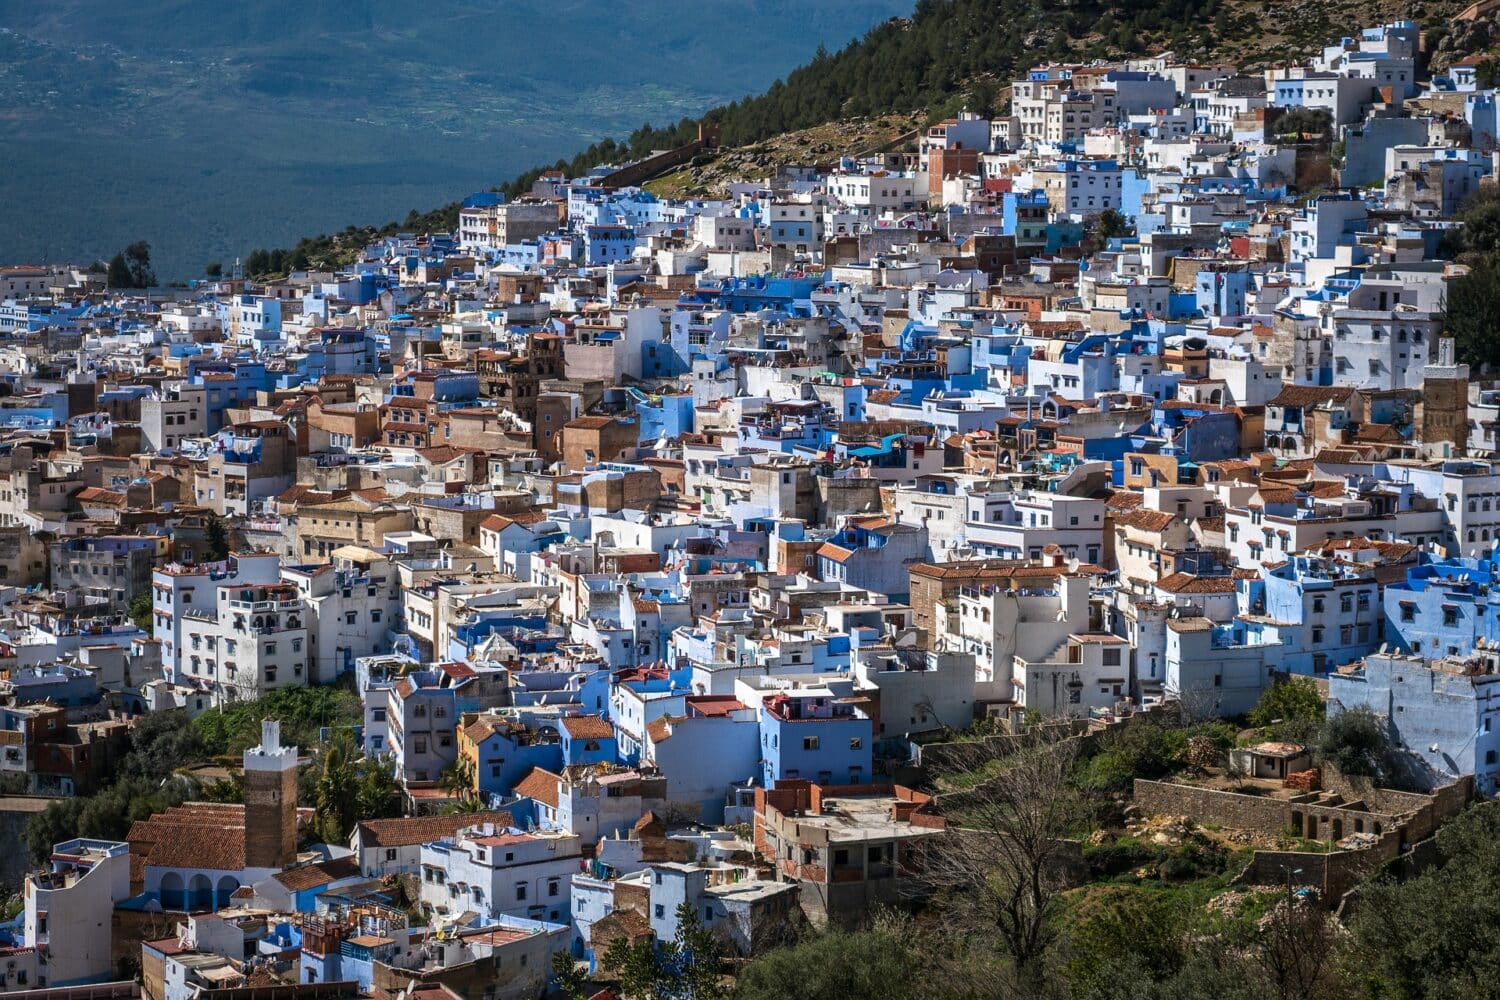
(1346, 801), (1500, 997)
(1315, 706), (1395, 781)
(25, 684), (383, 863)
(313, 732), (402, 843)
(742, 709), (1404, 997)
(1075, 718), (1234, 794)
(23, 709), (203, 862)
(1270, 107), (1333, 140)
(1439, 189), (1500, 370)
(733, 916), (925, 1000)
(105, 241), (155, 289)
(1249, 677), (1325, 743)
(729, 712), (1468, 999)
(205, 513), (230, 562)
(194, 680), (362, 758)
(127, 590), (153, 632)
(604, 900), (726, 1000)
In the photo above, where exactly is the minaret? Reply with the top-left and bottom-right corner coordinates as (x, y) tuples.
(242, 720), (298, 870)
(1420, 337), (1470, 457)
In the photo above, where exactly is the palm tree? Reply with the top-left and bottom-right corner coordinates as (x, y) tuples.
(438, 757), (477, 804)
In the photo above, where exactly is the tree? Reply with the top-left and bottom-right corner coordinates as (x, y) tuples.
(106, 253), (133, 289)
(551, 950), (590, 1000)
(439, 756), (476, 801)
(128, 590), (154, 633)
(204, 261), (223, 279)
(1076, 719), (1187, 794)
(1315, 706), (1393, 780)
(1346, 802), (1500, 997)
(357, 756), (402, 821)
(1443, 254), (1500, 371)
(1094, 208), (1131, 243)
(919, 727), (1090, 992)
(603, 900), (725, 1000)
(735, 919), (925, 1000)
(105, 242), (156, 289)
(1249, 677), (1325, 741)
(205, 513), (230, 561)
(1064, 887), (1188, 986)
(1252, 896), (1342, 1000)
(1271, 107), (1331, 140)
(314, 735), (361, 844)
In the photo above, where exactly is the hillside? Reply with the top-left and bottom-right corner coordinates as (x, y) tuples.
(0, 0), (907, 278)
(643, 113), (926, 199)
(245, 0), (1475, 278)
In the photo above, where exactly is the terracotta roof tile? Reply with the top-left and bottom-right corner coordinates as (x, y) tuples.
(561, 716), (615, 740)
(513, 767), (561, 809)
(355, 811), (514, 849)
(1155, 572), (1237, 594)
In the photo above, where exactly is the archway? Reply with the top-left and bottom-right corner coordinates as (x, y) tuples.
(216, 876), (239, 909)
(188, 873), (213, 911)
(159, 872), (184, 910)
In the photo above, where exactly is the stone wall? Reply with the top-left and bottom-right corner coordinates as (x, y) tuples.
(1132, 780), (1406, 841)
(599, 125), (720, 191)
(1132, 774), (1473, 845)
(1235, 836), (1401, 901)
(1134, 780), (1295, 835)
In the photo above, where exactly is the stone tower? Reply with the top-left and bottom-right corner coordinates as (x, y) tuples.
(1420, 337), (1470, 457)
(243, 720), (298, 870)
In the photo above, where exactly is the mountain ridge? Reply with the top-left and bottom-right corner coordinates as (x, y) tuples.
(0, 0), (907, 278)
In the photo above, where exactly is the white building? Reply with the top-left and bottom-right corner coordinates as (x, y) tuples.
(152, 552), (281, 684)
(23, 839), (132, 989)
(177, 581), (311, 703)
(419, 824), (582, 926)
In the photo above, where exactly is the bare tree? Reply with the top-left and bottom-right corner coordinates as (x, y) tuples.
(1253, 895), (1342, 1000)
(918, 726), (1090, 993)
(1173, 685), (1225, 727)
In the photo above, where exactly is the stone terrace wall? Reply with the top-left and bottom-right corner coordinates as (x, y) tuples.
(1235, 835), (1402, 900)
(1134, 780), (1294, 835)
(1132, 780), (1412, 840)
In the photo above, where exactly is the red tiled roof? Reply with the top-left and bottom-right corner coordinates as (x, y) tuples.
(561, 716), (615, 740)
(272, 856), (360, 892)
(513, 767), (561, 809)
(355, 811), (514, 848)
(1155, 572), (1236, 594)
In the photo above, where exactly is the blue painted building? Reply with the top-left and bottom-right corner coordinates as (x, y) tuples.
(1384, 550), (1500, 658)
(758, 689), (873, 787)
(1236, 555), (1381, 675)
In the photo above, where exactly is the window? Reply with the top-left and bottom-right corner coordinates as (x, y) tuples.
(655, 904), (665, 918)
(516, 884), (527, 901)
(803, 736), (820, 751)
